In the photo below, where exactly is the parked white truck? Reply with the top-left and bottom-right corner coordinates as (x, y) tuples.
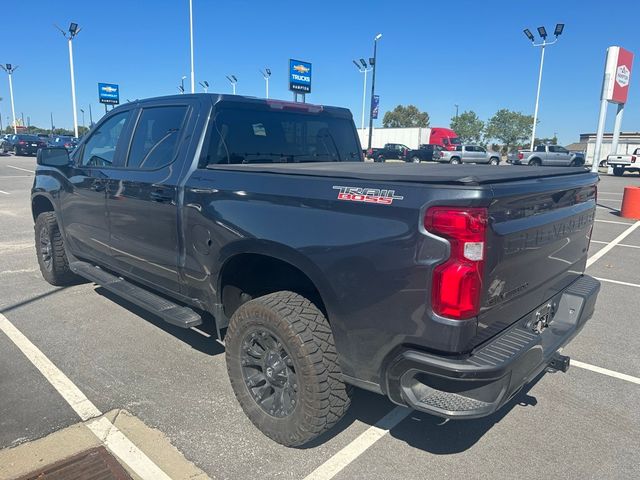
(606, 148), (640, 176)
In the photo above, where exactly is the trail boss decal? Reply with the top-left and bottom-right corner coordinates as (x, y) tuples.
(333, 186), (404, 205)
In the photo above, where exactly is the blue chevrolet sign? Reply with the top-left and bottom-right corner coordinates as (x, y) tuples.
(98, 83), (120, 105)
(289, 59), (312, 94)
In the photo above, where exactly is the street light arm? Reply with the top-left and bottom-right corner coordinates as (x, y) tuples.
(54, 24), (67, 37)
(532, 38), (559, 47)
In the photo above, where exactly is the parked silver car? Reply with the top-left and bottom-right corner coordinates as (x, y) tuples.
(438, 145), (500, 165)
(508, 144), (585, 166)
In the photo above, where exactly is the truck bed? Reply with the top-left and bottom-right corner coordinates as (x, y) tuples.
(210, 162), (589, 185)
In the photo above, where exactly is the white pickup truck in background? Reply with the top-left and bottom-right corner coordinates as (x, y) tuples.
(607, 148), (640, 176)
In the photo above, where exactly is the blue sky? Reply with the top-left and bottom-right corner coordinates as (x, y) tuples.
(1, 0), (638, 144)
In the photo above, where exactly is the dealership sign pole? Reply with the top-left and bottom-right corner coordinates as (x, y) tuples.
(289, 59), (312, 103)
(592, 46), (633, 173)
(98, 83), (120, 115)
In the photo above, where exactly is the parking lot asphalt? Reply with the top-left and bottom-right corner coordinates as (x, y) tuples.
(1, 154), (639, 479)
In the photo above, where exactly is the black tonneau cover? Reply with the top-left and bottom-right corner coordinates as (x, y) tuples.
(209, 162), (590, 185)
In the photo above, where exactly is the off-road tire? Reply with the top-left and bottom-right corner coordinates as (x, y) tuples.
(35, 212), (79, 286)
(225, 291), (352, 447)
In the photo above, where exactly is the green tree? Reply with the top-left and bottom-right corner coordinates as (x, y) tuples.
(450, 110), (484, 144)
(485, 109), (534, 153)
(383, 105), (430, 128)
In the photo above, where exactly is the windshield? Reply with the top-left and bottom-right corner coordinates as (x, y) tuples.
(205, 108), (361, 165)
(450, 137), (461, 145)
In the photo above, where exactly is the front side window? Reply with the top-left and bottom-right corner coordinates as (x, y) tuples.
(127, 105), (188, 170)
(455, 145), (462, 152)
(204, 108), (361, 166)
(81, 111), (131, 167)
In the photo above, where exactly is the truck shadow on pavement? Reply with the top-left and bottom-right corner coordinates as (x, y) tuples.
(94, 287), (225, 357)
(94, 285), (541, 453)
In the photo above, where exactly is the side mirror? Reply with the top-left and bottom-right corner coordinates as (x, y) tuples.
(37, 147), (71, 167)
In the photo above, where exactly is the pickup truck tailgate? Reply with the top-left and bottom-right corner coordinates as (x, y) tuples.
(473, 173), (597, 344)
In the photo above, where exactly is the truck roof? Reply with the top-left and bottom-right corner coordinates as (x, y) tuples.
(115, 93), (354, 119)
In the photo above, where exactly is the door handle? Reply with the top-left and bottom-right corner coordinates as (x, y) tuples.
(150, 190), (173, 203)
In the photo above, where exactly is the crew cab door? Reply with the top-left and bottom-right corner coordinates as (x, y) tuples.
(105, 100), (196, 294)
(60, 109), (134, 264)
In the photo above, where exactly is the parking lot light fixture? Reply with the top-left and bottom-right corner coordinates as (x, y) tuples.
(0, 64), (18, 134)
(226, 75), (238, 95)
(537, 26), (547, 40)
(260, 69), (271, 98)
(55, 22), (81, 138)
(199, 80), (209, 93)
(353, 59), (372, 130)
(367, 33), (383, 150)
(523, 24), (563, 151)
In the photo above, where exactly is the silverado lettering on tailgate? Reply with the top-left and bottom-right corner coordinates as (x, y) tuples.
(504, 211), (595, 255)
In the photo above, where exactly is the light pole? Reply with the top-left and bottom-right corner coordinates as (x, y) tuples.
(353, 59), (372, 130)
(226, 75), (238, 94)
(260, 69), (271, 98)
(189, 0), (195, 93)
(454, 104), (459, 121)
(55, 23), (81, 138)
(0, 64), (18, 134)
(80, 108), (85, 132)
(367, 33), (382, 150)
(89, 104), (93, 126)
(178, 75), (187, 94)
(523, 23), (564, 151)
(199, 80), (209, 93)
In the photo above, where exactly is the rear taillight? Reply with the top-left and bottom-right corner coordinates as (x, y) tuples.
(632, 156), (636, 163)
(424, 207), (488, 320)
(518, 152), (524, 160)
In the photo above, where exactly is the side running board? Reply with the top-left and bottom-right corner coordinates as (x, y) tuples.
(70, 261), (202, 328)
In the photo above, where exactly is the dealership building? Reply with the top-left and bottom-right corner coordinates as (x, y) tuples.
(567, 131), (640, 165)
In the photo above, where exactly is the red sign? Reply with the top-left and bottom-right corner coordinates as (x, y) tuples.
(612, 47), (633, 104)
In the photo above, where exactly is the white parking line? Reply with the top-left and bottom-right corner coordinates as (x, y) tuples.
(587, 221), (640, 268)
(303, 407), (411, 480)
(6, 165), (35, 173)
(594, 219), (633, 225)
(598, 192), (623, 195)
(572, 360), (640, 385)
(591, 240), (640, 249)
(595, 277), (640, 288)
(0, 189), (10, 195)
(0, 175), (32, 178)
(0, 312), (172, 480)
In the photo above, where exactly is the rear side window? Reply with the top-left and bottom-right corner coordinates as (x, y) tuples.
(535, 145), (546, 152)
(81, 111), (131, 167)
(204, 108), (361, 165)
(127, 105), (188, 170)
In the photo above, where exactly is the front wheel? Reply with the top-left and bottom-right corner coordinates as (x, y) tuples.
(35, 212), (80, 286)
(613, 166), (625, 177)
(225, 291), (351, 447)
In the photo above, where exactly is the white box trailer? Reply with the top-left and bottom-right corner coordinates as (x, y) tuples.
(356, 127), (431, 150)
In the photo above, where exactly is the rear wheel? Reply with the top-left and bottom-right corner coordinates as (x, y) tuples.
(14, 147), (22, 156)
(35, 212), (80, 286)
(411, 156), (421, 163)
(613, 166), (625, 177)
(377, 155), (385, 163)
(529, 158), (541, 167)
(450, 157), (461, 165)
(225, 291), (351, 447)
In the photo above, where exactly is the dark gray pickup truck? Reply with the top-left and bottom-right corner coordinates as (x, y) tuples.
(32, 94), (600, 447)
